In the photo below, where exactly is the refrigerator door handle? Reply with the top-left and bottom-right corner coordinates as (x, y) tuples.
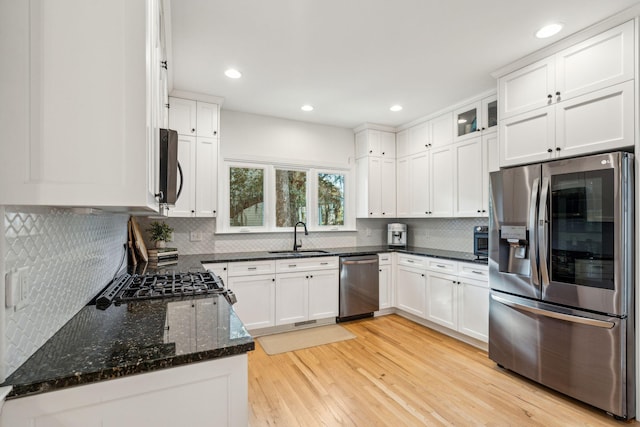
(491, 294), (615, 329)
(529, 178), (540, 286)
(538, 177), (551, 288)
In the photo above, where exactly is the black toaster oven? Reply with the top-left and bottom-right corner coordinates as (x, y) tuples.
(473, 226), (489, 259)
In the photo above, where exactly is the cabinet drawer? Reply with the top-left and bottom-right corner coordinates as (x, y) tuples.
(458, 263), (489, 280)
(227, 260), (275, 277)
(425, 258), (457, 273)
(397, 254), (426, 268)
(202, 262), (228, 275)
(378, 253), (392, 265)
(275, 256), (338, 273)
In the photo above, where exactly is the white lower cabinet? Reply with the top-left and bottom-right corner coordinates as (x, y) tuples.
(396, 264), (426, 318)
(0, 354), (249, 427)
(458, 276), (489, 342)
(425, 270), (458, 329)
(227, 272), (276, 330)
(202, 262), (228, 286)
(378, 253), (393, 310)
(275, 257), (339, 326)
(394, 255), (489, 343)
(219, 257), (339, 330)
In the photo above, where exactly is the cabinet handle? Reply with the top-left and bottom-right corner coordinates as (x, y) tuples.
(306, 275), (309, 279)
(556, 147), (561, 151)
(477, 209), (481, 213)
(161, 60), (167, 69)
(547, 94), (552, 99)
(482, 210), (486, 213)
(547, 148), (553, 153)
(213, 131), (217, 136)
(320, 262), (329, 265)
(421, 274), (425, 277)
(310, 275), (313, 278)
(191, 128), (196, 133)
(555, 91), (561, 96)
(369, 150), (373, 154)
(407, 259), (415, 263)
(247, 267), (257, 271)
(379, 269), (382, 272)
(472, 270), (484, 275)
(213, 210), (217, 214)
(382, 151), (385, 155)
(191, 210), (195, 213)
(436, 264), (446, 268)
(288, 264), (297, 268)
(272, 278), (275, 282)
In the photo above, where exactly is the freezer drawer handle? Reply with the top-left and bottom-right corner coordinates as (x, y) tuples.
(491, 294), (615, 329)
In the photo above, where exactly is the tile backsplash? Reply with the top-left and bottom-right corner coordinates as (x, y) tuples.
(136, 216), (488, 254)
(2, 207), (128, 377)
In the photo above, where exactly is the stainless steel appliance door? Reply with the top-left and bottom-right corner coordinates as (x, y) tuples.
(539, 152), (633, 315)
(489, 164), (542, 299)
(339, 256), (379, 318)
(489, 292), (632, 419)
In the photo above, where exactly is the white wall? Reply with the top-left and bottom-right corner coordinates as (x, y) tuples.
(220, 110), (354, 167)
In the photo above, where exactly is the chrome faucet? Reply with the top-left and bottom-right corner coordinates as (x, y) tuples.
(293, 221), (308, 251)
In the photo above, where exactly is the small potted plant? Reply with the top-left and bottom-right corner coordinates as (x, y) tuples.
(147, 221), (173, 248)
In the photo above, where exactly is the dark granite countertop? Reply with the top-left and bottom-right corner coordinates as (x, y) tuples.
(132, 246), (486, 274)
(2, 294), (254, 399)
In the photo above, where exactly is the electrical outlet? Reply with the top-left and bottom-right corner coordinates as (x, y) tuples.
(6, 266), (29, 310)
(190, 231), (203, 242)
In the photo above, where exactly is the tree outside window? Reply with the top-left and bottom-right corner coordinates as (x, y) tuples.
(275, 169), (307, 227)
(318, 173), (344, 226)
(230, 167), (264, 226)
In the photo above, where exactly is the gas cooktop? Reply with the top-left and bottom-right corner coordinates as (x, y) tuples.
(96, 271), (236, 310)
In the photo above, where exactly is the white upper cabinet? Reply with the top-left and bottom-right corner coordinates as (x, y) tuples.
(430, 112), (454, 147)
(0, 0), (167, 211)
(498, 20), (635, 167)
(355, 129), (395, 158)
(453, 95), (497, 142)
(168, 96), (219, 217)
(453, 137), (487, 217)
(169, 98), (198, 135)
(408, 122), (430, 155)
(196, 102), (220, 138)
(395, 129), (409, 158)
(355, 129), (396, 218)
(169, 97), (219, 138)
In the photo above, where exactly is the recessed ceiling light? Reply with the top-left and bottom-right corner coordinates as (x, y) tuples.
(301, 105), (314, 112)
(224, 68), (242, 79)
(390, 105), (403, 112)
(536, 23), (563, 39)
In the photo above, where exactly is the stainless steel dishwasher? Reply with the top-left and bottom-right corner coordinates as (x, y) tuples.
(337, 255), (379, 321)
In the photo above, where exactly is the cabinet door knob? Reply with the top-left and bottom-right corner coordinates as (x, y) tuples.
(547, 94), (553, 99)
(555, 91), (561, 96)
(369, 150), (373, 154)
(556, 147), (561, 151)
(191, 210), (195, 213)
(191, 128), (196, 133)
(382, 151), (385, 155)
(547, 148), (553, 153)
(213, 131), (217, 136)
(477, 209), (481, 213)
(482, 210), (486, 213)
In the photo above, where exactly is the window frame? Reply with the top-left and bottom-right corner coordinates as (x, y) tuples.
(218, 161), (354, 233)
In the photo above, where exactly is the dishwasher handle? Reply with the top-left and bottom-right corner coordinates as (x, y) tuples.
(341, 259), (378, 266)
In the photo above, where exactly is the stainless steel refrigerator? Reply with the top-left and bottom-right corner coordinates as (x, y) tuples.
(488, 151), (634, 420)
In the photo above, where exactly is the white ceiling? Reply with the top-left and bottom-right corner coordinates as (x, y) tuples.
(169, 0), (640, 129)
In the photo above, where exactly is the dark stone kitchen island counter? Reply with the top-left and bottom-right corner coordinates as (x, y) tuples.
(1, 293), (254, 399)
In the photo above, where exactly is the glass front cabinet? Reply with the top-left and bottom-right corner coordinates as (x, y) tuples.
(453, 95), (497, 142)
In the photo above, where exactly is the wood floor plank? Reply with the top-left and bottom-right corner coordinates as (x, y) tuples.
(248, 314), (637, 426)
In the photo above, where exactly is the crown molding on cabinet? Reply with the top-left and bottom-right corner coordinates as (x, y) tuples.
(169, 89), (225, 106)
(353, 123), (397, 134)
(491, 4), (640, 79)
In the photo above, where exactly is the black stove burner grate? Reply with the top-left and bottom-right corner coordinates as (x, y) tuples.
(96, 271), (228, 309)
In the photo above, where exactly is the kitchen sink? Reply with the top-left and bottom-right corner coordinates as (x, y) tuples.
(268, 250), (329, 255)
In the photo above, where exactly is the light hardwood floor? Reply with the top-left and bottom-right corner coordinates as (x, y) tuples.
(248, 314), (637, 426)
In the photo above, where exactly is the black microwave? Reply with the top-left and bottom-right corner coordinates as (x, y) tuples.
(473, 226), (489, 259)
(159, 128), (182, 206)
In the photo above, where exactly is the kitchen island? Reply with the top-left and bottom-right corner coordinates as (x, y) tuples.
(0, 293), (254, 426)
